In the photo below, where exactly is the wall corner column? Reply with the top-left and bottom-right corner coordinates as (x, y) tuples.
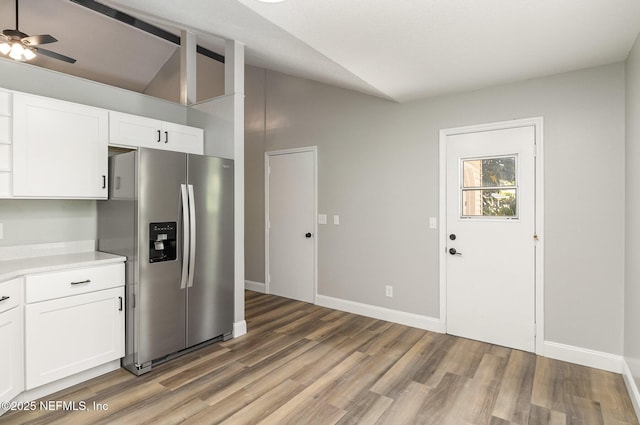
(226, 39), (247, 337)
(180, 30), (197, 106)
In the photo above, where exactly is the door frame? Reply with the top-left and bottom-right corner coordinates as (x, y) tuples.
(264, 146), (318, 302)
(438, 117), (544, 354)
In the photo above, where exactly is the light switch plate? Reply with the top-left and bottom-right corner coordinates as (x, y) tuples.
(333, 215), (340, 225)
(429, 217), (437, 229)
(318, 214), (327, 225)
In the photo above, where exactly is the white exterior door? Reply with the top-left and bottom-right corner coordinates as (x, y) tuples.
(445, 123), (538, 352)
(266, 148), (316, 303)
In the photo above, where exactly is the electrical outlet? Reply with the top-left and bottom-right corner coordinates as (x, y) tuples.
(385, 285), (393, 297)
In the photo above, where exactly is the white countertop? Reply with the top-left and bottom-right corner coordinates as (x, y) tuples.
(0, 251), (126, 282)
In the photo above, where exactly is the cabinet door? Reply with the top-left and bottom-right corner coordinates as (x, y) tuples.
(0, 307), (23, 404)
(109, 111), (163, 150)
(162, 121), (203, 154)
(25, 287), (124, 390)
(12, 93), (108, 198)
(110, 111), (203, 154)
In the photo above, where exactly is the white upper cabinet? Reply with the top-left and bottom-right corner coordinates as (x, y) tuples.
(0, 88), (204, 199)
(160, 120), (204, 154)
(12, 93), (108, 199)
(109, 111), (203, 154)
(108, 111), (162, 149)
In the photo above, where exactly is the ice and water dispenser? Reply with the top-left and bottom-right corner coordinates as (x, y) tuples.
(149, 222), (177, 263)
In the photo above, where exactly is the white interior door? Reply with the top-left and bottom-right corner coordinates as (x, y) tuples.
(445, 125), (536, 352)
(266, 148), (316, 303)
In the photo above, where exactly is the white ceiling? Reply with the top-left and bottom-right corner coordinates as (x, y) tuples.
(3, 0), (640, 103)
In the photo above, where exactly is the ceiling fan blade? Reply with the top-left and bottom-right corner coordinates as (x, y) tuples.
(22, 34), (57, 46)
(36, 47), (76, 64)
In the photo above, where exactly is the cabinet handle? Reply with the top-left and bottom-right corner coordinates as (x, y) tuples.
(118, 296), (123, 311)
(70, 279), (91, 285)
(164, 131), (168, 144)
(157, 130), (161, 143)
(0, 295), (9, 302)
(102, 175), (106, 189)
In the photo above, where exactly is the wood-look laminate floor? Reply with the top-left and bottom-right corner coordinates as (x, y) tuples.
(3, 290), (638, 425)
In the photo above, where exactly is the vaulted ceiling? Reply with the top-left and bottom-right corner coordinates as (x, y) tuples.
(2, 0), (640, 103)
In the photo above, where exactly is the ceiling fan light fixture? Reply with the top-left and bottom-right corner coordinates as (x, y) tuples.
(1, 0), (74, 64)
(9, 42), (25, 60)
(23, 47), (35, 60)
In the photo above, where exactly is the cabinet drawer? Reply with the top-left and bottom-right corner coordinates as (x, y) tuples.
(0, 278), (21, 314)
(26, 263), (124, 303)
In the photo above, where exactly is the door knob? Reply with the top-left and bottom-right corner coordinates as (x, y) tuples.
(449, 248), (462, 256)
(305, 232), (312, 238)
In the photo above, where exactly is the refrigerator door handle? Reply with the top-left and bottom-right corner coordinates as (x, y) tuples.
(187, 184), (197, 288)
(180, 184), (190, 290)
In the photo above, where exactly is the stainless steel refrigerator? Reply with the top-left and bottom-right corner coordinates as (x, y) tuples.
(97, 148), (234, 375)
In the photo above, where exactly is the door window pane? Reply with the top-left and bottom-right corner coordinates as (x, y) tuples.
(463, 157), (516, 188)
(462, 189), (517, 216)
(461, 156), (517, 218)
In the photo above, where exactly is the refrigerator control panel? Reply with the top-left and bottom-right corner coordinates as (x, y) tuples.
(149, 222), (177, 263)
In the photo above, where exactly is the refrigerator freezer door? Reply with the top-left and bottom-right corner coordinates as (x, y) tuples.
(137, 148), (188, 365)
(186, 155), (235, 346)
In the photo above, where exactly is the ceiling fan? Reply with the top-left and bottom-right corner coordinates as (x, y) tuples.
(0, 0), (76, 63)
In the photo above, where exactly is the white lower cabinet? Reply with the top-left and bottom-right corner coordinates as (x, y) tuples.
(21, 262), (125, 391)
(0, 278), (23, 405)
(25, 287), (124, 390)
(0, 253), (125, 416)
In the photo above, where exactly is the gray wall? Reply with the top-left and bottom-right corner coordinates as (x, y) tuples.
(0, 200), (96, 247)
(143, 49), (225, 103)
(244, 66), (266, 283)
(245, 63), (626, 355)
(625, 33), (640, 390)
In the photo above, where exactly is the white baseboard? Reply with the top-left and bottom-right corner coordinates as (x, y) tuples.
(245, 280), (265, 293)
(243, 289), (626, 377)
(315, 294), (445, 333)
(543, 341), (622, 373)
(622, 359), (640, 421)
(233, 320), (247, 338)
